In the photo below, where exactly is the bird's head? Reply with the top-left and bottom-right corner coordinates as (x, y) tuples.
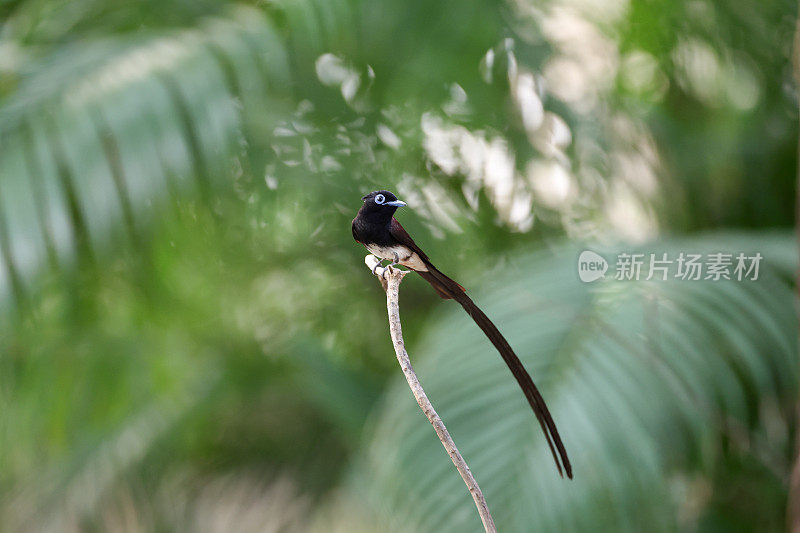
(359, 190), (406, 217)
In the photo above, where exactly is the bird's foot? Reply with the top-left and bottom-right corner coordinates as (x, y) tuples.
(371, 258), (385, 276)
(381, 253), (401, 279)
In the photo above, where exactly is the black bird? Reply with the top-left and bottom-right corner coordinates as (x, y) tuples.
(352, 190), (572, 479)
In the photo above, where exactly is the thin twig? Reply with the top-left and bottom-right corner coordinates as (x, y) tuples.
(364, 255), (497, 533)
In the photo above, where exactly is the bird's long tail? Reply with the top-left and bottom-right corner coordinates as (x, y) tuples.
(417, 268), (572, 479)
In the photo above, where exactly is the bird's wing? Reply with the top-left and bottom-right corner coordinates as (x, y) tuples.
(390, 218), (459, 298)
(389, 218), (433, 264)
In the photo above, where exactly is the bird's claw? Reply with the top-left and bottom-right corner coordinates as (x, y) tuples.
(381, 252), (401, 279)
(371, 260), (381, 276)
(372, 253), (401, 279)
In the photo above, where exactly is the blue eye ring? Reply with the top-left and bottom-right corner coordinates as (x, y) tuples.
(374, 194), (386, 205)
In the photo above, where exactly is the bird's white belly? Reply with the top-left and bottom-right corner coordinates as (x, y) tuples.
(365, 244), (428, 271)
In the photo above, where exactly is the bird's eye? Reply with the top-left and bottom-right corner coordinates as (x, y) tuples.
(374, 194), (385, 205)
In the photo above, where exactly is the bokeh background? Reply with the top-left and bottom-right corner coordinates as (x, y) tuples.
(0, 0), (798, 531)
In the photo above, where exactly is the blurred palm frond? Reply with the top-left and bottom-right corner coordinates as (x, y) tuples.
(0, 5), (291, 306)
(351, 237), (797, 532)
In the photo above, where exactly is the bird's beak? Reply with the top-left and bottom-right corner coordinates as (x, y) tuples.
(386, 200), (407, 207)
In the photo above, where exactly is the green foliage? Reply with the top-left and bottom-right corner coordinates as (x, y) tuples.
(0, 6), (292, 305)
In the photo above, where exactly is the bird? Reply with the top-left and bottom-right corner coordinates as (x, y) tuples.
(352, 190), (572, 479)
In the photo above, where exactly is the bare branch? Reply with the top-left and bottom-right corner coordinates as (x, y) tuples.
(364, 255), (497, 533)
